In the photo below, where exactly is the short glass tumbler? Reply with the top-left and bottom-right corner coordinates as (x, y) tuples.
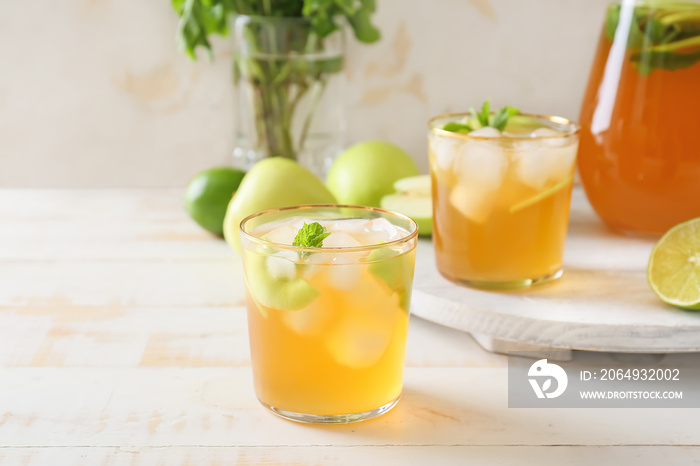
(429, 113), (580, 289)
(240, 205), (418, 424)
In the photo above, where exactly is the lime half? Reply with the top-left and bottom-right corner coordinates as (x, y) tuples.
(648, 218), (700, 310)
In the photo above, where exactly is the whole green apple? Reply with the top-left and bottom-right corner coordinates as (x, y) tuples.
(326, 140), (420, 207)
(223, 157), (336, 253)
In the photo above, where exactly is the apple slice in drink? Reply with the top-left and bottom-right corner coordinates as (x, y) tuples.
(244, 251), (319, 312)
(368, 248), (414, 312)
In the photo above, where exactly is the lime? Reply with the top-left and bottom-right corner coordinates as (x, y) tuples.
(184, 167), (246, 236)
(648, 218), (700, 310)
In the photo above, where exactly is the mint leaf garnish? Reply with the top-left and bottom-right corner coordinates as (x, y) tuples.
(442, 100), (520, 134)
(490, 105), (520, 131)
(293, 222), (331, 250)
(470, 100), (491, 128)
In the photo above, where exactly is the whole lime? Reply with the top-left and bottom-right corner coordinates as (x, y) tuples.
(184, 167), (246, 236)
(326, 140), (420, 207)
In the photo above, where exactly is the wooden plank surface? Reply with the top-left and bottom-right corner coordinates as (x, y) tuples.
(1, 189), (699, 465)
(1, 367), (699, 447)
(2, 446), (698, 466)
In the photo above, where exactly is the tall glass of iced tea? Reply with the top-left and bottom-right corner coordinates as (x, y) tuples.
(578, 1), (700, 235)
(240, 205), (417, 424)
(429, 113), (579, 289)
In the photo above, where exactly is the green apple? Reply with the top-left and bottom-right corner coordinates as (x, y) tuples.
(326, 140), (420, 207)
(380, 174), (433, 237)
(223, 157), (336, 253)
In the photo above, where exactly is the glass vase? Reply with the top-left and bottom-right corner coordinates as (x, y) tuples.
(231, 15), (346, 180)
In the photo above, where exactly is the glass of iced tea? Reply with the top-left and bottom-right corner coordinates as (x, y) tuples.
(240, 205), (417, 424)
(578, 1), (700, 235)
(429, 112), (579, 289)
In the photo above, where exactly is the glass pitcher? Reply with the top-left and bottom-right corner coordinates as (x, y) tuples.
(578, 0), (700, 235)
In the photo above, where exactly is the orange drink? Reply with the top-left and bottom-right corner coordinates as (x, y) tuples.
(578, 1), (700, 235)
(429, 113), (579, 289)
(240, 205), (417, 423)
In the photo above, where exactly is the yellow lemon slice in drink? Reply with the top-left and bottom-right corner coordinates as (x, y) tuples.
(648, 218), (700, 310)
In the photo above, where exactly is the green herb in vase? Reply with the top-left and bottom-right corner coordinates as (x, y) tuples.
(172, 0), (381, 175)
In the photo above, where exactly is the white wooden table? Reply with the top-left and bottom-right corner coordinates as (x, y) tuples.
(1, 188), (699, 465)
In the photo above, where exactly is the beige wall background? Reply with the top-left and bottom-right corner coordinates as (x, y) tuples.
(0, 0), (610, 188)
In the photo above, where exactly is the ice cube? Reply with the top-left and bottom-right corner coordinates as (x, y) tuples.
(324, 279), (398, 369)
(325, 319), (391, 369)
(333, 218), (403, 246)
(282, 217), (309, 229)
(264, 225), (298, 245)
(305, 247), (364, 274)
(513, 147), (552, 190)
(326, 259), (362, 291)
(449, 182), (497, 224)
(356, 218), (402, 245)
(265, 250), (298, 280)
(531, 127), (560, 138)
(323, 231), (362, 248)
(549, 143), (578, 181)
(454, 140), (508, 190)
(322, 219), (369, 235)
(469, 126), (502, 138)
(282, 299), (332, 336)
(430, 136), (461, 171)
(531, 127), (570, 148)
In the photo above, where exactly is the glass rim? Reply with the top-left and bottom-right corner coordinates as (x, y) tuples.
(239, 204), (419, 253)
(428, 112), (581, 141)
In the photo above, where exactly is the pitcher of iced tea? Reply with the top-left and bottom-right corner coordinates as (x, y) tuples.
(578, 0), (700, 235)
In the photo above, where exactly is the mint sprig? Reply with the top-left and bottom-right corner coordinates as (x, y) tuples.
(172, 0), (381, 60)
(490, 105), (520, 131)
(293, 222), (331, 253)
(605, 3), (700, 75)
(469, 100), (491, 128)
(442, 100), (520, 134)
